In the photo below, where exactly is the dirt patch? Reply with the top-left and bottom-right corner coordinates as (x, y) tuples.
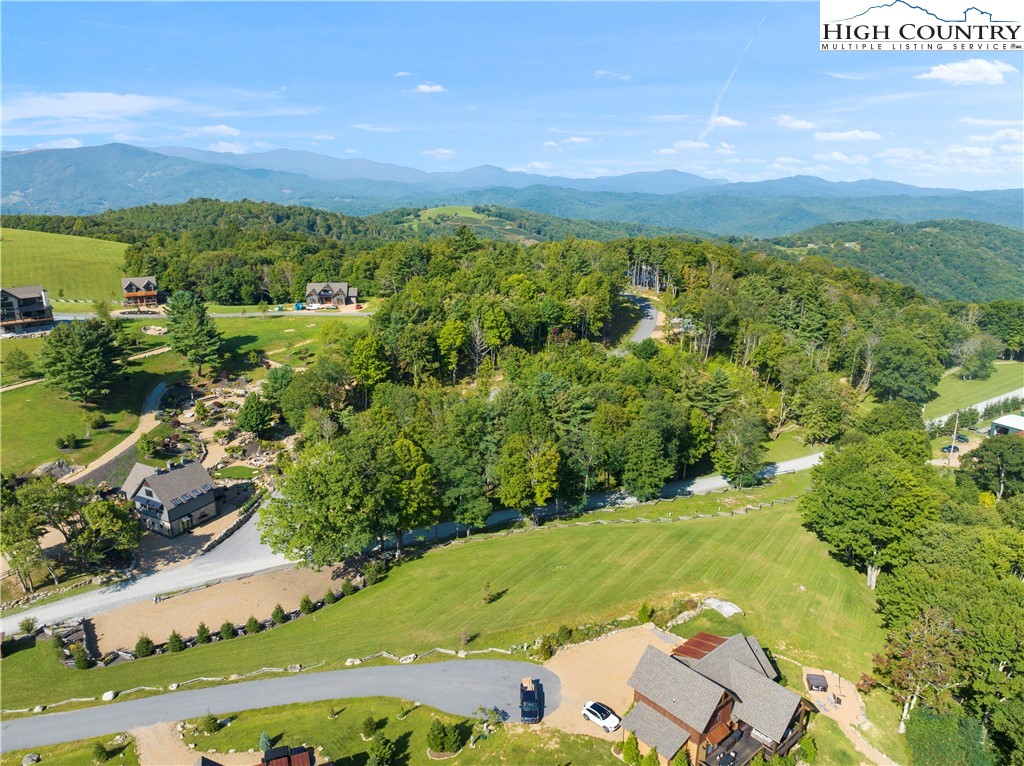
(929, 435), (980, 469)
(133, 722), (259, 766)
(91, 565), (353, 653)
(134, 510), (242, 573)
(542, 625), (677, 741)
(802, 666), (895, 766)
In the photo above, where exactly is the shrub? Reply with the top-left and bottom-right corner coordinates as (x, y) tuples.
(259, 731), (272, 751)
(87, 411), (107, 430)
(71, 643), (93, 669)
(135, 634), (155, 658)
(641, 748), (660, 766)
(361, 716), (378, 739)
(460, 629), (470, 647)
(200, 713), (221, 734)
(367, 734), (395, 766)
(427, 719), (463, 753)
(196, 622), (211, 644)
(799, 734), (817, 763)
(299, 594), (315, 614)
(670, 749), (693, 766)
(167, 630), (185, 652)
(364, 560), (387, 585)
(245, 616), (261, 635)
(555, 625), (572, 645)
(536, 636), (555, 661)
(91, 741), (108, 763)
(623, 732), (641, 766)
(481, 580), (492, 604)
(18, 617), (37, 635)
(341, 579), (356, 597)
(323, 589), (336, 605)
(272, 603), (288, 625)
(219, 621), (236, 640)
(637, 602), (655, 623)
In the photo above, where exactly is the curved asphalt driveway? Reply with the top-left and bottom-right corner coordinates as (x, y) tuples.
(0, 660), (561, 752)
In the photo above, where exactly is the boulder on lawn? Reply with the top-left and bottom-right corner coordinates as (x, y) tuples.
(21, 754), (41, 766)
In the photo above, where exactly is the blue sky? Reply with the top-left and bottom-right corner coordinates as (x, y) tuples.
(2, 1), (1021, 189)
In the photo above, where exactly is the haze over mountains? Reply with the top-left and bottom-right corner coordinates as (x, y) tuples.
(3, 143), (1021, 237)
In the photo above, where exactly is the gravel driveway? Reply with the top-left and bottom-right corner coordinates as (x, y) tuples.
(0, 660), (561, 752)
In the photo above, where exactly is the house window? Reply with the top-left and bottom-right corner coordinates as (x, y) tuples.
(712, 709), (722, 725)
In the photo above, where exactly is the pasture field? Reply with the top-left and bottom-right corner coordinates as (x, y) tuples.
(924, 361), (1023, 419)
(0, 505), (881, 711)
(0, 228), (126, 302)
(0, 736), (139, 766)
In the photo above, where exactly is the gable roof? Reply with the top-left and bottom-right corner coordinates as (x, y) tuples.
(141, 461), (216, 508)
(306, 281), (349, 294)
(122, 462), (158, 500)
(682, 634), (802, 743)
(621, 701), (690, 760)
(121, 276), (157, 289)
(2, 285), (45, 300)
(628, 645), (726, 733)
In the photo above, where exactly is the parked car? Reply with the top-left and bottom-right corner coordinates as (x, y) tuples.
(520, 678), (541, 723)
(941, 445), (960, 453)
(955, 434), (970, 443)
(582, 701), (620, 732)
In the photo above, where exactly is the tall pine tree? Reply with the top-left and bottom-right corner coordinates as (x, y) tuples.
(166, 291), (222, 376)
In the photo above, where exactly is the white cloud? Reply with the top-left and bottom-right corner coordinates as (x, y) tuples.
(312, 134), (335, 141)
(826, 72), (868, 81)
(542, 140), (559, 148)
(34, 137), (83, 149)
(351, 123), (400, 133)
(916, 59), (1018, 86)
(774, 114), (816, 130)
(669, 140), (710, 151)
(594, 70), (631, 82)
(3, 91), (177, 121)
(773, 157), (803, 165)
(714, 142), (735, 155)
(208, 141), (246, 154)
(711, 115), (745, 127)
(814, 129), (882, 141)
(653, 148), (678, 155)
(344, 148), (359, 155)
(813, 151), (869, 165)
(189, 124), (240, 136)
(414, 83), (446, 93)
(944, 145), (994, 157)
(969, 128), (1023, 143)
(422, 147), (455, 159)
(999, 143), (1024, 154)
(394, 71), (413, 77)
(960, 117), (1021, 126)
(875, 147), (928, 162)
(564, 136), (591, 144)
(525, 162), (551, 170)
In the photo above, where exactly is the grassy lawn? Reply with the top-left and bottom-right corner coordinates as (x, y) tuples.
(213, 464), (261, 480)
(418, 205), (487, 221)
(0, 228), (126, 302)
(181, 696), (616, 766)
(0, 353), (188, 475)
(1, 735), (139, 766)
(763, 428), (822, 464)
(0, 505), (881, 711)
(216, 314), (370, 370)
(924, 361), (1024, 419)
(809, 715), (863, 766)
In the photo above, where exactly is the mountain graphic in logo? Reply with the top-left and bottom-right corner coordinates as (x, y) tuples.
(832, 1), (1017, 23)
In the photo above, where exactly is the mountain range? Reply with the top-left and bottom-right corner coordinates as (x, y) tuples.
(2, 143), (1021, 237)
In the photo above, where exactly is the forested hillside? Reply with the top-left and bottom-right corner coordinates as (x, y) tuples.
(763, 219), (1024, 302)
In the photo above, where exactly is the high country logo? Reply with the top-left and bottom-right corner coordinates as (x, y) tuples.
(820, 0), (1021, 50)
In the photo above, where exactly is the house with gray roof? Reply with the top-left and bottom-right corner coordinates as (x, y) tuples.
(121, 276), (161, 308)
(304, 281), (359, 307)
(125, 460), (219, 537)
(621, 634), (811, 766)
(1, 285), (54, 335)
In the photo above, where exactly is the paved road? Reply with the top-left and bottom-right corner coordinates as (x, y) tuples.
(612, 295), (657, 357)
(0, 510), (290, 633)
(0, 660), (561, 752)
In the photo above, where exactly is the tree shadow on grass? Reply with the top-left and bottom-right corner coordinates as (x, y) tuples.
(0, 634), (37, 657)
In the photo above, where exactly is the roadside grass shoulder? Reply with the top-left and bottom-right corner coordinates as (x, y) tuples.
(924, 361), (1024, 419)
(183, 696), (617, 766)
(0, 228), (126, 302)
(0, 506), (881, 711)
(0, 735), (139, 766)
(763, 428), (821, 464)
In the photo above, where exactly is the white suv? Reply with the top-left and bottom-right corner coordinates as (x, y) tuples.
(582, 701), (621, 732)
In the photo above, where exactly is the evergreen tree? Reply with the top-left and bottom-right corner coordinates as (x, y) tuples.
(166, 290), (222, 375)
(196, 622), (211, 643)
(135, 634), (155, 657)
(236, 393), (273, 436)
(40, 319), (121, 402)
(167, 630), (185, 652)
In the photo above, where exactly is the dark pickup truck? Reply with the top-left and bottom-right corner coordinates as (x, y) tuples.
(520, 677), (541, 723)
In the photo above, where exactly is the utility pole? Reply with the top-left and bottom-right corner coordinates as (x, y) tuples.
(946, 411), (960, 469)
